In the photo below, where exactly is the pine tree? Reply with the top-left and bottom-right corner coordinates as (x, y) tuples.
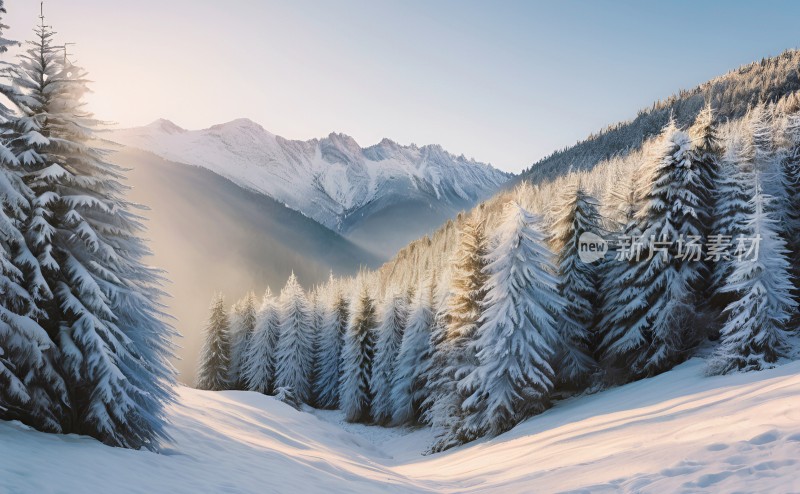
(340, 282), (377, 423)
(710, 179), (798, 373)
(596, 217), (643, 383)
(196, 294), (232, 391)
(784, 114), (800, 253)
(314, 283), (348, 410)
(599, 121), (705, 379)
(780, 113), (800, 328)
(419, 286), (450, 425)
(549, 185), (600, 389)
(595, 169), (642, 379)
(459, 202), (562, 440)
(688, 104), (723, 227)
(749, 105), (785, 213)
(6, 14), (177, 450)
(0, 0), (67, 433)
(446, 216), (489, 346)
(708, 134), (753, 312)
(688, 105), (725, 320)
(307, 289), (323, 407)
(228, 293), (257, 389)
(390, 274), (435, 425)
(426, 215), (489, 451)
(423, 294), (466, 450)
(274, 273), (314, 404)
(242, 288), (280, 394)
(370, 290), (408, 425)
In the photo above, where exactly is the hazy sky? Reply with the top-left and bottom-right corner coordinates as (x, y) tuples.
(4, 0), (800, 173)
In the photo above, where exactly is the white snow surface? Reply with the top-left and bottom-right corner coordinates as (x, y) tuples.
(3, 358), (800, 493)
(108, 119), (511, 231)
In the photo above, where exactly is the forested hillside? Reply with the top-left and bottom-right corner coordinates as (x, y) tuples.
(523, 50), (800, 182)
(201, 52), (800, 452)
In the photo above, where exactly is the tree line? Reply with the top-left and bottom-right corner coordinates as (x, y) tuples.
(198, 100), (800, 452)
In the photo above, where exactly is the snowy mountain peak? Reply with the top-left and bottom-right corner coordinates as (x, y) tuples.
(144, 118), (185, 135)
(210, 118), (268, 133)
(109, 119), (512, 237)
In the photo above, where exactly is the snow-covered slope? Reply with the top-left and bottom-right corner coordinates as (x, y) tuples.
(109, 119), (511, 235)
(3, 358), (800, 493)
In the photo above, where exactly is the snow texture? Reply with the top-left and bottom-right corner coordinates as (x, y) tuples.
(3, 357), (800, 492)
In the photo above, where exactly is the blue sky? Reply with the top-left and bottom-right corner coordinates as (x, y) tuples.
(4, 0), (800, 172)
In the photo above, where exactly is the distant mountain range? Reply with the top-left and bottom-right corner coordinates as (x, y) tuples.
(110, 119), (511, 256)
(109, 123), (511, 381)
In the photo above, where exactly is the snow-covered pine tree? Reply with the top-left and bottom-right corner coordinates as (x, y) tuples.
(599, 121), (704, 379)
(307, 288), (324, 407)
(421, 293), (471, 451)
(340, 282), (377, 423)
(390, 273), (435, 425)
(370, 290), (408, 425)
(0, 0), (67, 433)
(196, 294), (232, 391)
(688, 104), (725, 317)
(5, 14), (177, 450)
(688, 104), (723, 227)
(419, 288), (451, 427)
(708, 133), (754, 313)
(749, 105), (786, 214)
(784, 112), (800, 244)
(228, 293), (257, 389)
(779, 112), (800, 327)
(596, 216), (643, 382)
(602, 165), (642, 231)
(425, 214), (489, 452)
(595, 167), (644, 378)
(314, 281), (348, 410)
(445, 215), (488, 347)
(710, 178), (798, 373)
(459, 202), (562, 440)
(242, 288), (280, 394)
(226, 298), (243, 387)
(549, 185), (600, 389)
(274, 273), (314, 404)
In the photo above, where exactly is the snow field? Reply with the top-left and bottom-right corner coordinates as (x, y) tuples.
(2, 358), (800, 493)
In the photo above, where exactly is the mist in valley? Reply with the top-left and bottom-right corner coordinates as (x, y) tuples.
(116, 148), (382, 383)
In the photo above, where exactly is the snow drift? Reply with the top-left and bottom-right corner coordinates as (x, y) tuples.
(2, 358), (799, 493)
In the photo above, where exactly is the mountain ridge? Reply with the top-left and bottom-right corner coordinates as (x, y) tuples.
(522, 48), (800, 182)
(109, 119), (512, 241)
